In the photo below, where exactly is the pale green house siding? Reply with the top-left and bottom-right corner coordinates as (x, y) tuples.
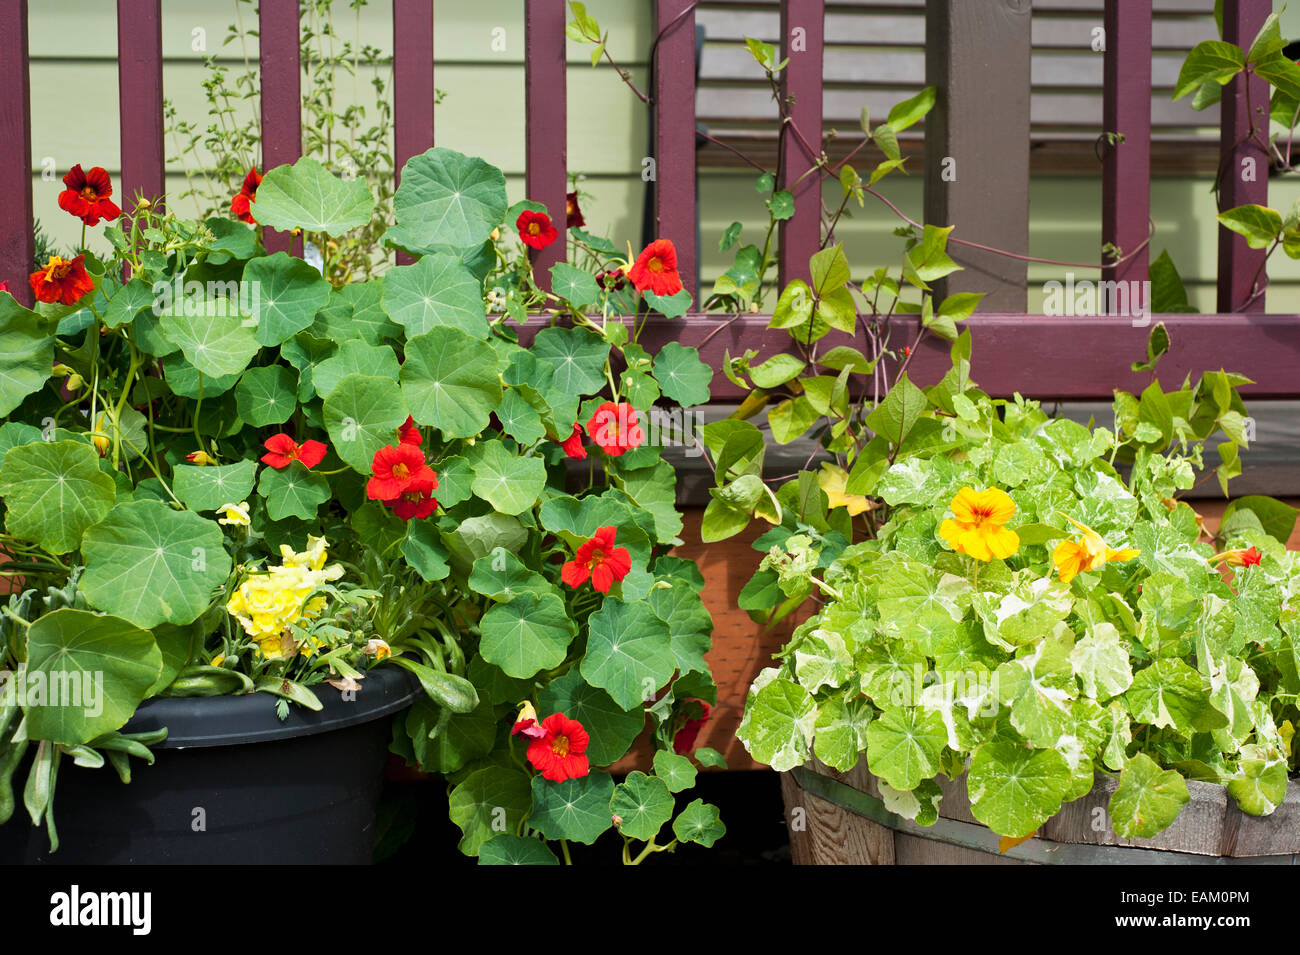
(24, 0), (1300, 312)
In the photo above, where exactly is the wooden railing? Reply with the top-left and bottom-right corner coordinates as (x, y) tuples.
(1, 0), (1298, 400)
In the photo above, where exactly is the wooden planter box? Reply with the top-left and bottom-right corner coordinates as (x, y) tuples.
(782, 758), (1300, 865)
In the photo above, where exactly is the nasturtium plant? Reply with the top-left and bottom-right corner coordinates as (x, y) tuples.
(1, 141), (723, 861)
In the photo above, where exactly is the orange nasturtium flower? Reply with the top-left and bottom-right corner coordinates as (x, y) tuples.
(938, 487), (1020, 562)
(1209, 545), (1262, 568)
(1052, 514), (1139, 584)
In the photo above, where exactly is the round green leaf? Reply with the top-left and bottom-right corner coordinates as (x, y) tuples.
(529, 326), (609, 395)
(242, 251), (332, 346)
(0, 295), (56, 415)
(312, 339), (400, 401)
(250, 156), (376, 235)
(387, 147), (508, 251)
(448, 765), (532, 856)
(400, 327), (501, 439)
(159, 300), (260, 379)
(654, 342), (713, 407)
(967, 741), (1072, 839)
(162, 351), (242, 398)
(652, 750), (698, 793)
(865, 705), (947, 791)
(0, 440), (116, 554)
(257, 462), (332, 521)
(322, 373), (408, 473)
(402, 521), (451, 582)
(610, 771), (675, 841)
(538, 668), (645, 766)
(172, 459), (259, 512)
(469, 441), (546, 515)
(1108, 752), (1191, 838)
(478, 591), (576, 679)
(529, 771), (615, 845)
(477, 834), (560, 866)
(581, 598), (676, 711)
(672, 798), (727, 847)
(24, 609), (162, 745)
(80, 500), (233, 629)
(234, 365), (299, 426)
(382, 252), (487, 338)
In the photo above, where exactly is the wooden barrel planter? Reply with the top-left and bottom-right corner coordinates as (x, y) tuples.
(782, 759), (1300, 865)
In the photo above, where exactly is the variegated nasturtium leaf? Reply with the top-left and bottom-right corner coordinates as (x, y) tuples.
(1108, 753), (1191, 838)
(610, 771), (675, 841)
(241, 251), (332, 346)
(736, 677), (815, 773)
(967, 741), (1072, 839)
(653, 750), (699, 793)
(312, 339), (400, 401)
(479, 591), (576, 679)
(400, 327), (501, 439)
(528, 772), (616, 845)
(538, 668), (645, 766)
(448, 765), (533, 856)
(0, 295), (56, 416)
(382, 252), (488, 338)
(386, 146), (508, 252)
(158, 299), (260, 379)
(172, 459), (259, 512)
(234, 365), (298, 426)
(654, 342), (713, 407)
(994, 634), (1078, 748)
(865, 705), (947, 790)
(672, 798), (727, 847)
(878, 778), (944, 827)
(257, 462), (332, 521)
(23, 609), (162, 745)
(794, 628), (855, 693)
(250, 156), (376, 235)
(323, 373), (408, 473)
(468, 441), (546, 516)
(1070, 623), (1134, 700)
(813, 694), (873, 772)
(80, 500), (232, 629)
(477, 835), (560, 866)
(529, 326), (609, 395)
(1227, 746), (1289, 816)
(0, 440), (116, 554)
(1125, 657), (1215, 732)
(581, 598), (676, 711)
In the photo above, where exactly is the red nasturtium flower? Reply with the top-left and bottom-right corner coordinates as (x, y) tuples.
(29, 255), (94, 306)
(626, 239), (682, 297)
(586, 401), (643, 457)
(231, 167), (262, 224)
(261, 433), (327, 469)
(516, 209), (558, 250)
(389, 475), (439, 521)
(561, 526), (632, 593)
(185, 450), (217, 466)
(673, 700), (712, 755)
(398, 415), (422, 447)
(560, 423), (587, 460)
(0, 280), (10, 295)
(1241, 546), (1264, 567)
(512, 702), (549, 740)
(58, 164), (121, 226)
(526, 713), (590, 782)
(565, 191), (585, 229)
(367, 443), (435, 501)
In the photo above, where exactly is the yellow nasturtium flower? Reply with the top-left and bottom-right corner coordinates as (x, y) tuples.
(1051, 514), (1139, 584)
(217, 502), (251, 527)
(938, 487), (1020, 562)
(817, 464), (876, 517)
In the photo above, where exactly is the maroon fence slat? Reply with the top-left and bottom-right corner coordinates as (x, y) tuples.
(117, 0), (165, 224)
(260, 0), (303, 257)
(778, 0), (825, 287)
(393, 0), (435, 266)
(653, 0), (697, 298)
(0, 0), (33, 306)
(525, 0), (567, 288)
(1217, 0), (1270, 312)
(516, 313), (1300, 401)
(1101, 0), (1151, 293)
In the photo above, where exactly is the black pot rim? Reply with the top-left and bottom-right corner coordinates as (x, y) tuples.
(121, 664), (421, 750)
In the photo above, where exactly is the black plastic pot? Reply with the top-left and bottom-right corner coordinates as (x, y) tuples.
(1, 666), (420, 864)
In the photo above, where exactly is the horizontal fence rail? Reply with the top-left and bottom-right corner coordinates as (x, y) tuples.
(0, 0), (1295, 400)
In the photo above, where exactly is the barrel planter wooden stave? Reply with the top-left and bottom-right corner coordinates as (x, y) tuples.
(782, 758), (1300, 865)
